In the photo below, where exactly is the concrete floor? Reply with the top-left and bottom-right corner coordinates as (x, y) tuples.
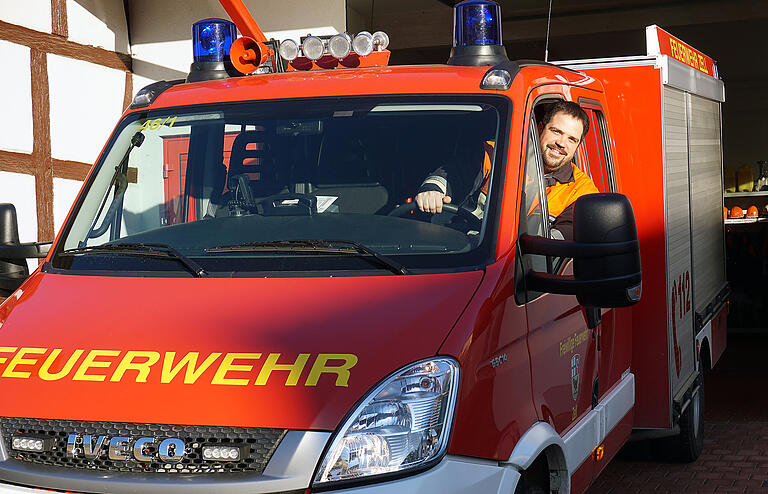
(586, 333), (768, 493)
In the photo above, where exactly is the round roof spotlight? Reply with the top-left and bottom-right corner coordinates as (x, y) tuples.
(447, 0), (508, 66)
(328, 33), (352, 59)
(353, 31), (374, 57)
(279, 39), (299, 61)
(302, 36), (325, 61)
(372, 31), (390, 51)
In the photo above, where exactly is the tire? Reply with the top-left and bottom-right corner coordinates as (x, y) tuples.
(652, 380), (705, 462)
(515, 479), (548, 494)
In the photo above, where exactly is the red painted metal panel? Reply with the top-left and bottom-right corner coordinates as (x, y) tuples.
(582, 64), (671, 428)
(0, 270), (482, 430)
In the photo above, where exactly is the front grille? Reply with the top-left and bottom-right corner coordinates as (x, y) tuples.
(0, 417), (286, 475)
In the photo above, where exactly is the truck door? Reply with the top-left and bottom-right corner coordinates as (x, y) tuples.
(517, 92), (598, 490)
(574, 98), (632, 406)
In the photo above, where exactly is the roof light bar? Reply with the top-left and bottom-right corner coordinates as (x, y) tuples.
(448, 0), (508, 66)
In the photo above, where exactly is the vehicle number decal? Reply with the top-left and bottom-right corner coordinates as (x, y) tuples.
(670, 269), (691, 377)
(139, 116), (177, 131)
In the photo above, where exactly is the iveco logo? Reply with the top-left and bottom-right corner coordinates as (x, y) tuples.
(66, 434), (186, 462)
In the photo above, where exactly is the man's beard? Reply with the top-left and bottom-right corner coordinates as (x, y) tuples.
(542, 147), (571, 173)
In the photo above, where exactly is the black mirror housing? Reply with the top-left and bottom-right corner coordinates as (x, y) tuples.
(573, 193), (642, 307)
(519, 193), (642, 308)
(0, 204), (52, 297)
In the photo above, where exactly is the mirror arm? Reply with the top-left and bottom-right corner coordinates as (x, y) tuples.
(0, 242), (52, 259)
(519, 233), (638, 258)
(525, 270), (642, 295)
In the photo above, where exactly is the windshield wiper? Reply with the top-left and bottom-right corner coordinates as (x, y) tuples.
(60, 242), (207, 277)
(206, 239), (408, 275)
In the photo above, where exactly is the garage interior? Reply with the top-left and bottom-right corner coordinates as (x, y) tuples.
(349, 0), (768, 334)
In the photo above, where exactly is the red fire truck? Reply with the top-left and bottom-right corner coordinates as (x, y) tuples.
(0, 1), (727, 493)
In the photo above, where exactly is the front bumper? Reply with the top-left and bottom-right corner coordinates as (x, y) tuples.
(316, 456), (520, 494)
(0, 455), (521, 494)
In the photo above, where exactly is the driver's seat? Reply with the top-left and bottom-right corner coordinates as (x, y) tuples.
(227, 129), (287, 199)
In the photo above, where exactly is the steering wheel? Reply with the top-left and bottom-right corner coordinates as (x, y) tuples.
(387, 202), (482, 228)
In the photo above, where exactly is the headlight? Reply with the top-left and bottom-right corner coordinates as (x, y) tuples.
(313, 358), (459, 487)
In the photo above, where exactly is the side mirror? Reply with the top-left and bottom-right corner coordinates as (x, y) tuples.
(0, 204), (51, 297)
(519, 193), (642, 308)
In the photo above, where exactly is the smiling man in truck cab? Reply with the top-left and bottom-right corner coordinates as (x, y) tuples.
(416, 100), (598, 239)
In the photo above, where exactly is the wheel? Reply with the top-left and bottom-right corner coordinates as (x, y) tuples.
(387, 202), (481, 228)
(514, 479), (548, 494)
(652, 380), (704, 462)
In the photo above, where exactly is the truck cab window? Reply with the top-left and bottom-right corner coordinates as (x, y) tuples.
(520, 117), (549, 275)
(580, 106), (616, 193)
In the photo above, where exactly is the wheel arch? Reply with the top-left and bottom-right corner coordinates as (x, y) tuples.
(505, 422), (569, 493)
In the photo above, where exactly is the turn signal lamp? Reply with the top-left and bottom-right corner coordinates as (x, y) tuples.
(593, 445), (605, 462)
(448, 0), (508, 66)
(187, 18), (240, 82)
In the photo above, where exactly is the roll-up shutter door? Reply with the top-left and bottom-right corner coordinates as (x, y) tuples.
(663, 86), (695, 393)
(687, 94), (727, 318)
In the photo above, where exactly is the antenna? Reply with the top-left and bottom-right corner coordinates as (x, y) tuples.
(544, 0), (553, 62)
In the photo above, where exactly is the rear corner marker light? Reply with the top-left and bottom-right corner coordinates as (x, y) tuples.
(279, 39), (300, 61)
(12, 436), (53, 452)
(193, 18), (236, 62)
(302, 36), (325, 61)
(130, 80), (183, 109)
(448, 0), (508, 66)
(372, 31), (389, 51)
(481, 68), (512, 90)
(187, 18), (240, 83)
(353, 31), (374, 57)
(202, 444), (246, 461)
(328, 33), (352, 59)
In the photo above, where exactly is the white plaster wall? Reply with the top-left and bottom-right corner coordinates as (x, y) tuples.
(53, 177), (83, 234)
(67, 0), (130, 54)
(0, 0), (52, 33)
(128, 0), (346, 88)
(0, 41), (33, 154)
(0, 172), (38, 272)
(48, 54), (126, 164)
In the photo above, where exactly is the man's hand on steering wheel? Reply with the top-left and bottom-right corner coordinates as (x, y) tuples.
(415, 190), (452, 213)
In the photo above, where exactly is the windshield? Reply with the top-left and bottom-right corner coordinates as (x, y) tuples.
(53, 96), (508, 276)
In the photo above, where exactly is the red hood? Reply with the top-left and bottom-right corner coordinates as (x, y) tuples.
(0, 270), (482, 430)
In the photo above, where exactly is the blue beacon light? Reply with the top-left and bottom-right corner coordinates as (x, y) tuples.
(448, 0), (508, 66)
(187, 18), (240, 82)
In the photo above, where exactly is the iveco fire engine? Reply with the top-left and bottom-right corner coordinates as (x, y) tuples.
(0, 1), (728, 493)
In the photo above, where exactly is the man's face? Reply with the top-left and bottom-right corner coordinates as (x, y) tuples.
(538, 112), (585, 173)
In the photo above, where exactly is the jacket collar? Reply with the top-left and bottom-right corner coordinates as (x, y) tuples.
(544, 162), (575, 187)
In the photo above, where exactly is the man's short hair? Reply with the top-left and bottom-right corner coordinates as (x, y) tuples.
(541, 100), (590, 141)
